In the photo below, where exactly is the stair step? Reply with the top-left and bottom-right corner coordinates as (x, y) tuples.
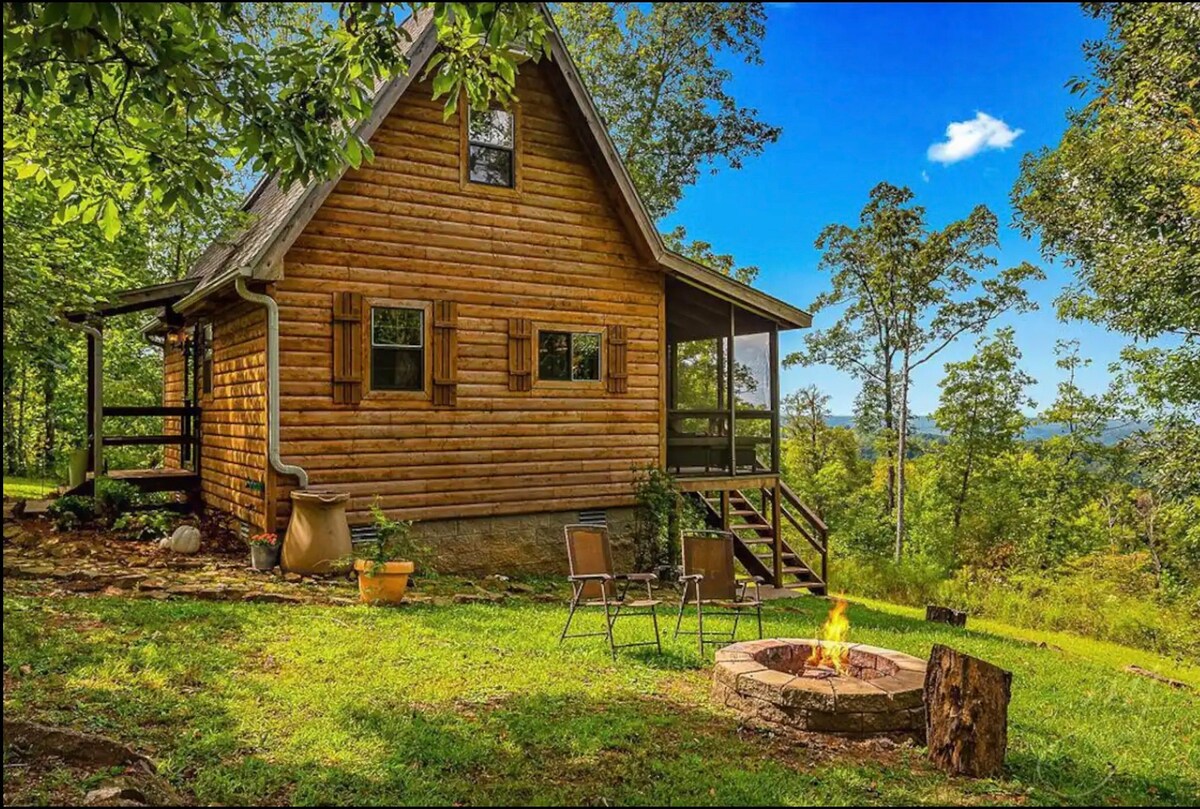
(740, 538), (774, 546)
(782, 580), (827, 591)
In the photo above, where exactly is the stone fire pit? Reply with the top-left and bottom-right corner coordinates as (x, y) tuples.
(711, 639), (927, 739)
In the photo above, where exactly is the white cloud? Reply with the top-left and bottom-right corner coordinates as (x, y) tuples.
(921, 170), (930, 183)
(927, 112), (1023, 164)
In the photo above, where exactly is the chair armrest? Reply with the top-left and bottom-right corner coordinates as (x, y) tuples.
(568, 573), (613, 582)
(618, 572), (658, 582)
(679, 573), (705, 582)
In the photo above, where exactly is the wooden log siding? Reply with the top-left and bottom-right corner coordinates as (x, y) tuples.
(269, 62), (663, 529)
(508, 317), (533, 392)
(331, 291), (365, 405)
(199, 301), (269, 530)
(162, 338), (186, 468)
(606, 324), (628, 394)
(432, 300), (459, 407)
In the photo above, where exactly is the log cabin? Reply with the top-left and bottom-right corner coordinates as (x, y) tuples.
(61, 7), (828, 591)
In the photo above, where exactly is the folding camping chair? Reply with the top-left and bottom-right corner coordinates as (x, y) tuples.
(674, 529), (764, 654)
(560, 524), (662, 659)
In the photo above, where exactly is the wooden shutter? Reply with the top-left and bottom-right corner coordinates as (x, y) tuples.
(432, 300), (458, 407)
(331, 292), (364, 404)
(508, 317), (533, 392)
(606, 324), (628, 394)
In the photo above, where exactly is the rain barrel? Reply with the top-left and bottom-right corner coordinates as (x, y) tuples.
(283, 489), (352, 574)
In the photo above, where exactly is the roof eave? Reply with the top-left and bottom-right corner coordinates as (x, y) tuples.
(660, 251), (812, 330)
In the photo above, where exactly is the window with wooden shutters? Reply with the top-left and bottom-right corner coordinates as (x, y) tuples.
(508, 317), (533, 392)
(606, 324), (628, 394)
(331, 292), (364, 404)
(432, 300), (458, 407)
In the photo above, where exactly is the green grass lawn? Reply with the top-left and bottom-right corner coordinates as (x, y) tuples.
(3, 592), (1198, 806)
(2, 476), (60, 500)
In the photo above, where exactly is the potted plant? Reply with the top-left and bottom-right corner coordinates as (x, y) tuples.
(248, 532), (281, 571)
(352, 504), (423, 604)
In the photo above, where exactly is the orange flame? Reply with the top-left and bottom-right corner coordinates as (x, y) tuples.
(807, 599), (850, 674)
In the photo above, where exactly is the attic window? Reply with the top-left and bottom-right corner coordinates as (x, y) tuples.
(468, 107), (514, 187)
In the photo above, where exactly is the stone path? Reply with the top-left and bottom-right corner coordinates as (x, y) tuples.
(2, 514), (564, 607)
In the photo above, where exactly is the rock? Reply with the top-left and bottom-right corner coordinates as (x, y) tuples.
(283, 572), (303, 583)
(159, 525), (200, 554)
(506, 582), (535, 594)
(3, 718), (154, 771)
(166, 584), (243, 601)
(4, 522), (28, 542)
(109, 574), (148, 590)
(136, 578), (166, 592)
(83, 784), (148, 806)
(6, 564), (55, 580)
(453, 592), (504, 604)
(242, 591), (306, 605)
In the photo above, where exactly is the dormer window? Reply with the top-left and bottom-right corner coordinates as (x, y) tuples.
(468, 107), (515, 187)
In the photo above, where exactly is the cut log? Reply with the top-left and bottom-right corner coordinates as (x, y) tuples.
(926, 605), (967, 627)
(924, 644), (1012, 777)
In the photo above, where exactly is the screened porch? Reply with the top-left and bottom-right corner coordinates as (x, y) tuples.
(665, 277), (781, 479)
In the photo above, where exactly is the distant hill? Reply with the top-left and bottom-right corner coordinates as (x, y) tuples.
(825, 416), (1146, 446)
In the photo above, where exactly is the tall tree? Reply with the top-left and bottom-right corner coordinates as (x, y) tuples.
(933, 328), (1035, 535)
(555, 2), (780, 277)
(1013, 2), (1200, 410)
(786, 183), (1042, 560)
(3, 2), (550, 238)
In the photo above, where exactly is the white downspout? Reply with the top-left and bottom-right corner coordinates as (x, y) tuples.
(234, 277), (309, 489)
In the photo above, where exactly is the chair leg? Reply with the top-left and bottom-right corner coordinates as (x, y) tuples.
(756, 601), (764, 639)
(673, 581), (689, 639)
(730, 605), (742, 643)
(602, 598), (617, 660)
(650, 603), (662, 654)
(696, 598), (705, 656)
(560, 583), (582, 644)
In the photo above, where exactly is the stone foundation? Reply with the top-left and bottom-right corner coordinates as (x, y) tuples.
(409, 508), (637, 577)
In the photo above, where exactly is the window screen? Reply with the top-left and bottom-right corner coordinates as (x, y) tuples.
(371, 307), (424, 391)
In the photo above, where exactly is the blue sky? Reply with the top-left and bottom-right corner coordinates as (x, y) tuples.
(661, 2), (1118, 415)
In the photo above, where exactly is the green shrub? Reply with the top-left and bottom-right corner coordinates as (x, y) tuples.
(112, 510), (176, 541)
(94, 478), (140, 526)
(47, 495), (95, 531)
(631, 465), (705, 576)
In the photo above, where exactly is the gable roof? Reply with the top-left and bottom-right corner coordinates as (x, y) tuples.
(180, 4), (810, 329)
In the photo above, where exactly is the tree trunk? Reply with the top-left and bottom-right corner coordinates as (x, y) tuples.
(924, 644), (1012, 777)
(883, 365), (896, 515)
(895, 356), (910, 562)
(926, 605), (968, 627)
(952, 446), (975, 535)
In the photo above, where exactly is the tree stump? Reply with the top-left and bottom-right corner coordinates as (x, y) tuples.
(924, 644), (1012, 777)
(926, 605), (967, 627)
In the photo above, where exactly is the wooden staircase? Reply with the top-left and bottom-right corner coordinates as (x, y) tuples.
(692, 483), (828, 595)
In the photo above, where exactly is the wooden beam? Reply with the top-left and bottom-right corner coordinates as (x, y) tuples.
(770, 324), (780, 475)
(727, 301), (736, 478)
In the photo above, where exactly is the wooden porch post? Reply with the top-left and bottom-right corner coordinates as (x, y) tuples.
(770, 324), (780, 475)
(727, 301), (736, 478)
(88, 325), (104, 482)
(85, 332), (96, 473)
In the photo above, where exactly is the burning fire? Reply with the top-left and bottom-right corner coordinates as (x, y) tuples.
(806, 599), (850, 674)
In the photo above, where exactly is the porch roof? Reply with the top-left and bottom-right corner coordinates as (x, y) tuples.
(61, 278), (199, 323)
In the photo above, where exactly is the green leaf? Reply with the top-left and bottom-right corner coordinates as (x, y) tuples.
(99, 197), (121, 241)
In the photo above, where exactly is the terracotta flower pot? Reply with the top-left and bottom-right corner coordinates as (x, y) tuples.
(354, 559), (415, 604)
